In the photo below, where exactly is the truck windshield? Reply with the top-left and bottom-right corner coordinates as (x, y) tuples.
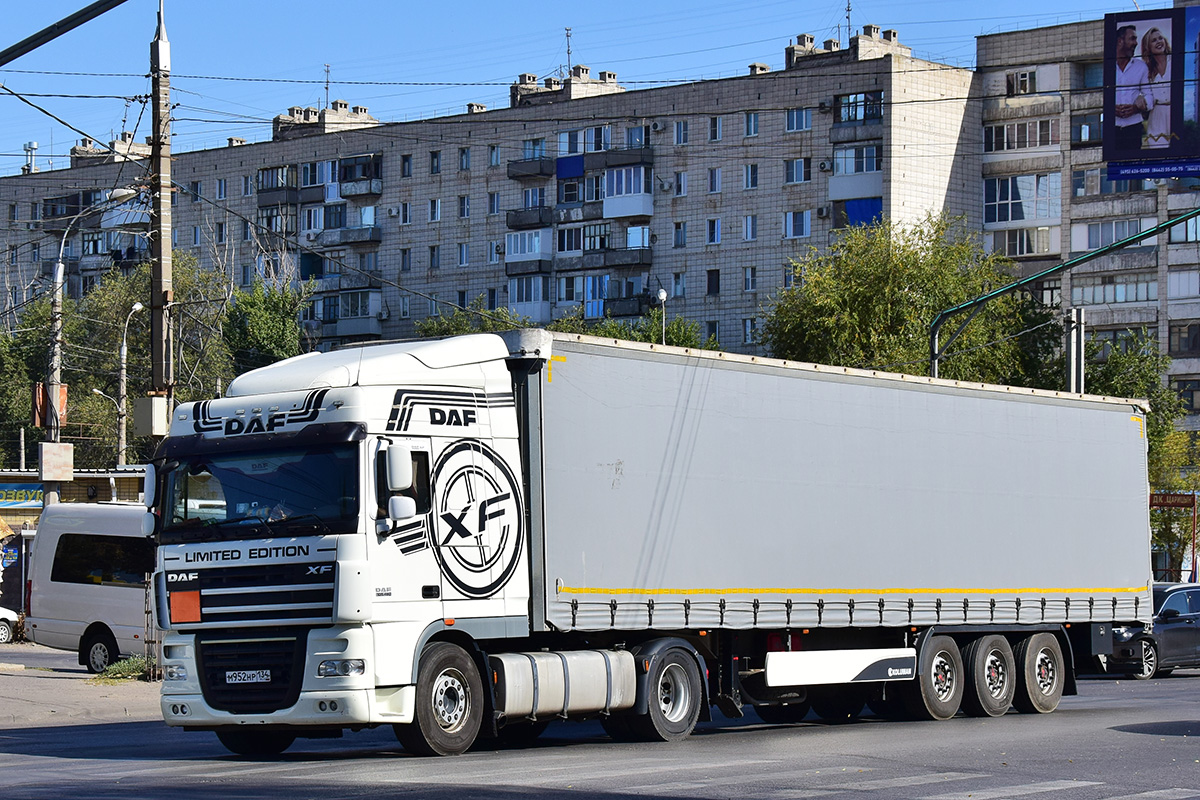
(159, 443), (359, 542)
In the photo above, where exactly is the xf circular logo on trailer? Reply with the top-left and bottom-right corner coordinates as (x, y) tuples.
(430, 440), (524, 598)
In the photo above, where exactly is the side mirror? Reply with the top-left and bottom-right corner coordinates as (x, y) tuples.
(1160, 607), (1181, 620)
(389, 495), (417, 522)
(142, 464), (157, 509)
(386, 444), (413, 492)
(141, 511), (156, 537)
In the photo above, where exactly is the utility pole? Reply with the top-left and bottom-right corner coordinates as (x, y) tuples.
(1066, 308), (1086, 394)
(150, 0), (174, 406)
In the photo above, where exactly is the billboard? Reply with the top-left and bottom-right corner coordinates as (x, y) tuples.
(1104, 9), (1200, 176)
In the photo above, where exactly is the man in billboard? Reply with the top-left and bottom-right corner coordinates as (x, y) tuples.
(1114, 24), (1150, 150)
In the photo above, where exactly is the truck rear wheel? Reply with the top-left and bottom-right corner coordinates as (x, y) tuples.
(628, 649), (702, 742)
(1012, 633), (1064, 714)
(809, 685), (867, 723)
(961, 635), (1015, 717)
(904, 635), (963, 720)
(216, 729), (295, 756)
(394, 642), (483, 756)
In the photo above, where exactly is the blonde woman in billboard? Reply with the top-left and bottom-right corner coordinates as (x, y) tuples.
(1142, 27), (1175, 149)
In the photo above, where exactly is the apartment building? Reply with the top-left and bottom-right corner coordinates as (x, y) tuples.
(0, 26), (977, 354)
(977, 9), (1200, 428)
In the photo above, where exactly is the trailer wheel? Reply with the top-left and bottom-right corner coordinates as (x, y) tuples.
(216, 729), (295, 757)
(809, 685), (868, 723)
(866, 683), (909, 720)
(961, 635), (1015, 717)
(756, 697), (811, 724)
(1013, 633), (1064, 714)
(628, 649), (702, 742)
(905, 635), (964, 721)
(394, 642), (483, 756)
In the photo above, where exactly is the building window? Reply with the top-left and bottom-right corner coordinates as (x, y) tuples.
(558, 227), (583, 253)
(1088, 219), (1140, 248)
(459, 147), (470, 170)
(1072, 169), (1154, 197)
(215, 178), (226, 200)
(627, 125), (649, 147)
(429, 245), (441, 269)
(400, 248), (411, 272)
(1073, 273), (1156, 304)
(743, 318), (758, 344)
(429, 199), (441, 222)
(708, 168), (721, 193)
(786, 108), (812, 132)
(240, 264), (252, 286)
(833, 145), (881, 175)
(744, 163), (758, 189)
(1172, 379), (1200, 414)
(487, 289), (498, 310)
(783, 265), (796, 289)
(674, 172), (687, 196)
(340, 291), (372, 319)
(985, 119), (1060, 152)
(785, 158), (811, 184)
(258, 166), (297, 190)
(673, 221), (687, 248)
(984, 174), (1061, 223)
(457, 290), (468, 309)
(192, 226), (200, 246)
(1167, 270), (1200, 299)
(506, 229), (544, 256)
(784, 210), (811, 239)
(559, 179), (581, 204)
(706, 320), (719, 341)
(358, 251), (378, 273)
(325, 204), (346, 229)
(430, 151), (441, 174)
(510, 275), (549, 304)
(488, 192), (500, 215)
(30, 243), (39, 261)
(400, 202), (411, 225)
(458, 195), (470, 218)
(399, 296), (411, 319)
(709, 116), (722, 141)
(835, 91), (883, 123)
(583, 224), (609, 251)
(672, 272), (686, 297)
(401, 154), (412, 177)
(340, 154), (381, 182)
(487, 240), (500, 264)
(215, 222), (226, 244)
(7, 204), (15, 221)
(605, 165), (651, 197)
(744, 266), (757, 291)
(558, 275), (583, 302)
(744, 215), (758, 241)
(243, 220), (252, 241)
(992, 227), (1057, 256)
(707, 218), (721, 244)
(1170, 323), (1200, 356)
(458, 242), (469, 266)
(523, 187), (545, 208)
(489, 145), (500, 167)
(324, 251), (344, 275)
(1071, 114), (1102, 147)
(674, 120), (689, 145)
(706, 269), (720, 296)
(189, 181), (202, 201)
(745, 112), (759, 137)
(523, 138), (546, 159)
(1006, 70), (1037, 96)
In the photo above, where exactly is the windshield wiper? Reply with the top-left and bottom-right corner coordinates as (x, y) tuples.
(272, 514), (332, 534)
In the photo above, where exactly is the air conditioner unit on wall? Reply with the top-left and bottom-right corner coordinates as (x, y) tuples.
(651, 121), (663, 132)
(305, 232), (319, 241)
(387, 207), (399, 217)
(818, 99), (833, 113)
(816, 205), (831, 219)
(818, 160), (832, 172)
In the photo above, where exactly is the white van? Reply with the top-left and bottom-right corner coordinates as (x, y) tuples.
(27, 503), (155, 672)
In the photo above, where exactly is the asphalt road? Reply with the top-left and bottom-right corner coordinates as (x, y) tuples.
(0, 641), (1198, 799)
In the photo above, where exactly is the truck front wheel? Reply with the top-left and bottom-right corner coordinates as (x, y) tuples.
(1012, 633), (1064, 714)
(628, 649), (702, 742)
(394, 642), (483, 756)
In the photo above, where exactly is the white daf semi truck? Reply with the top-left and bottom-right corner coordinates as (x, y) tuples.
(150, 329), (1152, 756)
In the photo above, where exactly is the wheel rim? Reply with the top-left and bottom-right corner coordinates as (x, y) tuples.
(88, 643), (109, 672)
(1033, 647), (1058, 695)
(657, 663), (693, 723)
(1140, 641), (1157, 678)
(0, 626), (10, 644)
(431, 668), (469, 732)
(983, 649), (1009, 699)
(931, 650), (957, 702)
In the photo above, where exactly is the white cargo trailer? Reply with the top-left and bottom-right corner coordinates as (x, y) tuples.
(150, 330), (1152, 756)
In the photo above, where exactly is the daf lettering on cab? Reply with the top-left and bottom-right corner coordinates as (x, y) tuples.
(151, 330), (1153, 756)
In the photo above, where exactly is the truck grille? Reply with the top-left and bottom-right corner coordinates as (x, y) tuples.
(196, 628), (308, 714)
(168, 562), (336, 627)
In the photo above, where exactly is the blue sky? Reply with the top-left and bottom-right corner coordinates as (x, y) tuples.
(0, 0), (1174, 176)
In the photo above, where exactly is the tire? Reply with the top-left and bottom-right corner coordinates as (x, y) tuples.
(1012, 633), (1064, 714)
(904, 635), (964, 721)
(216, 729), (296, 756)
(866, 683), (909, 720)
(394, 642), (483, 756)
(627, 649), (703, 742)
(756, 698), (811, 724)
(1128, 639), (1159, 681)
(0, 620), (12, 644)
(81, 629), (119, 674)
(809, 685), (868, 723)
(961, 635), (1016, 718)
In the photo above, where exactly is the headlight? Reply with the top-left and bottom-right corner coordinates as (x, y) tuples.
(164, 664), (188, 681)
(318, 659), (365, 677)
(1112, 626), (1137, 642)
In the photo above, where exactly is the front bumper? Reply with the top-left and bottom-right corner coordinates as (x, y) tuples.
(161, 685), (415, 728)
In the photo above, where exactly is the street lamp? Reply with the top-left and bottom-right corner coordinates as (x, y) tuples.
(657, 288), (668, 345)
(94, 301), (144, 466)
(44, 188), (139, 503)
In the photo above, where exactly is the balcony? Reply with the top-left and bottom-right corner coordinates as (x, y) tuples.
(584, 146), (653, 171)
(505, 258), (552, 277)
(604, 294), (652, 318)
(257, 187), (299, 207)
(332, 316), (383, 338)
(298, 186), (326, 204)
(602, 193), (654, 219)
(555, 201), (604, 224)
(340, 178), (383, 197)
(582, 247), (653, 270)
(506, 206), (554, 230)
(507, 157), (555, 180)
(306, 226), (382, 246)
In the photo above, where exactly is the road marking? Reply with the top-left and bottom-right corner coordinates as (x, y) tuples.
(1097, 791), (1200, 800)
(922, 780), (1103, 800)
(844, 772), (986, 790)
(623, 766), (877, 794)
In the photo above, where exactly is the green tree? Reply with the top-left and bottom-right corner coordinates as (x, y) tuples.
(760, 214), (1059, 386)
(414, 296), (532, 338)
(224, 281), (309, 374)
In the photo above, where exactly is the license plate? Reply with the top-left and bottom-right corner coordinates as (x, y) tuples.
(225, 669), (271, 684)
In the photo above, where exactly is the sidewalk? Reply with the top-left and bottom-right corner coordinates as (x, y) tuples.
(0, 642), (160, 728)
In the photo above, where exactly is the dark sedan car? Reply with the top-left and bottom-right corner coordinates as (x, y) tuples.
(1111, 583), (1200, 679)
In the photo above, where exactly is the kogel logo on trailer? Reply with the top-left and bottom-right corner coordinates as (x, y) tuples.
(429, 439), (524, 598)
(190, 389), (329, 435)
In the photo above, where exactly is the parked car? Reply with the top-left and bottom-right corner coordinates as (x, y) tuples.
(0, 606), (16, 643)
(1111, 582), (1200, 679)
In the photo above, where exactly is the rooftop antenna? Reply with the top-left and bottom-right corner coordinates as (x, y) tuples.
(565, 27), (572, 74)
(324, 64), (330, 109)
(846, 0), (852, 47)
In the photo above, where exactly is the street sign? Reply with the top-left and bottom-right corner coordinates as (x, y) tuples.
(1, 548), (16, 568)
(1151, 493), (1196, 508)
